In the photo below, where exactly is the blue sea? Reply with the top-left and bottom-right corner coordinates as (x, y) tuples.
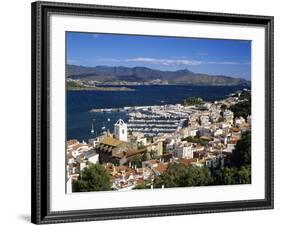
(67, 85), (248, 141)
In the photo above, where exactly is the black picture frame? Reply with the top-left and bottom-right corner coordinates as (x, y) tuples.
(31, 1), (274, 224)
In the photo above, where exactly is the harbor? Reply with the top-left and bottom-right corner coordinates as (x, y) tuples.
(67, 85), (248, 141)
(89, 104), (197, 136)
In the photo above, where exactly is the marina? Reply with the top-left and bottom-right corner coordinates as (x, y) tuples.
(89, 104), (197, 136)
(126, 105), (191, 135)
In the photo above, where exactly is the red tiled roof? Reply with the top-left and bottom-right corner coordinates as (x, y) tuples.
(179, 158), (198, 166)
(125, 149), (143, 158)
(154, 163), (168, 174)
(232, 127), (241, 132)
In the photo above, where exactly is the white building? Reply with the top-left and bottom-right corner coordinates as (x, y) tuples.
(88, 136), (102, 147)
(137, 137), (147, 146)
(226, 143), (236, 153)
(213, 128), (223, 137)
(235, 116), (246, 126)
(187, 127), (198, 137)
(114, 119), (128, 142)
(203, 103), (212, 109)
(223, 110), (234, 124)
(165, 139), (176, 151)
(79, 162), (87, 171)
(85, 150), (99, 164)
(200, 115), (210, 126)
(174, 143), (193, 159)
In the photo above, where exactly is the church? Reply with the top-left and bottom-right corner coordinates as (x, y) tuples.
(95, 119), (144, 165)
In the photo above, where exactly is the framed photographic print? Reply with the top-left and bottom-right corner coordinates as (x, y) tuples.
(31, 1), (274, 224)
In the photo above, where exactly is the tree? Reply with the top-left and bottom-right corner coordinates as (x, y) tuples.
(150, 150), (158, 159)
(236, 165), (251, 184)
(230, 101), (251, 119)
(230, 130), (251, 167)
(141, 150), (151, 162)
(220, 104), (227, 111)
(137, 141), (145, 150)
(153, 163), (212, 188)
(210, 168), (223, 185)
(220, 167), (238, 185)
(229, 90), (251, 119)
(211, 165), (251, 185)
(219, 104), (227, 117)
(72, 163), (111, 192)
(183, 97), (204, 106)
(209, 130), (252, 185)
(131, 155), (142, 168)
(239, 90), (251, 101)
(182, 136), (208, 146)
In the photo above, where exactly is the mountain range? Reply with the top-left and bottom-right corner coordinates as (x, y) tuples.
(67, 64), (250, 86)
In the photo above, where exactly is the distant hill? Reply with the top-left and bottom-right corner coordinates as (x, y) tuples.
(66, 64), (251, 86)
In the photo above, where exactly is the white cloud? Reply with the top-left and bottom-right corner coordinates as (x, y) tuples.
(207, 61), (241, 65)
(126, 57), (203, 66)
(96, 57), (246, 66)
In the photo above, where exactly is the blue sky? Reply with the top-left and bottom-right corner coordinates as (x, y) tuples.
(66, 32), (251, 80)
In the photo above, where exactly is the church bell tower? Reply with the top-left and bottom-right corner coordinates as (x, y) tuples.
(114, 119), (128, 142)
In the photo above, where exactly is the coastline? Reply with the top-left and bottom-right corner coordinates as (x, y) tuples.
(67, 86), (135, 91)
(67, 85), (249, 141)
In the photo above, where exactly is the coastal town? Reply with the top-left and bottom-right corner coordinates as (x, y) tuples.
(66, 89), (251, 193)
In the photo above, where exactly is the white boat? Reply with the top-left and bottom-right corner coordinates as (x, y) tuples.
(91, 122), (94, 134)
